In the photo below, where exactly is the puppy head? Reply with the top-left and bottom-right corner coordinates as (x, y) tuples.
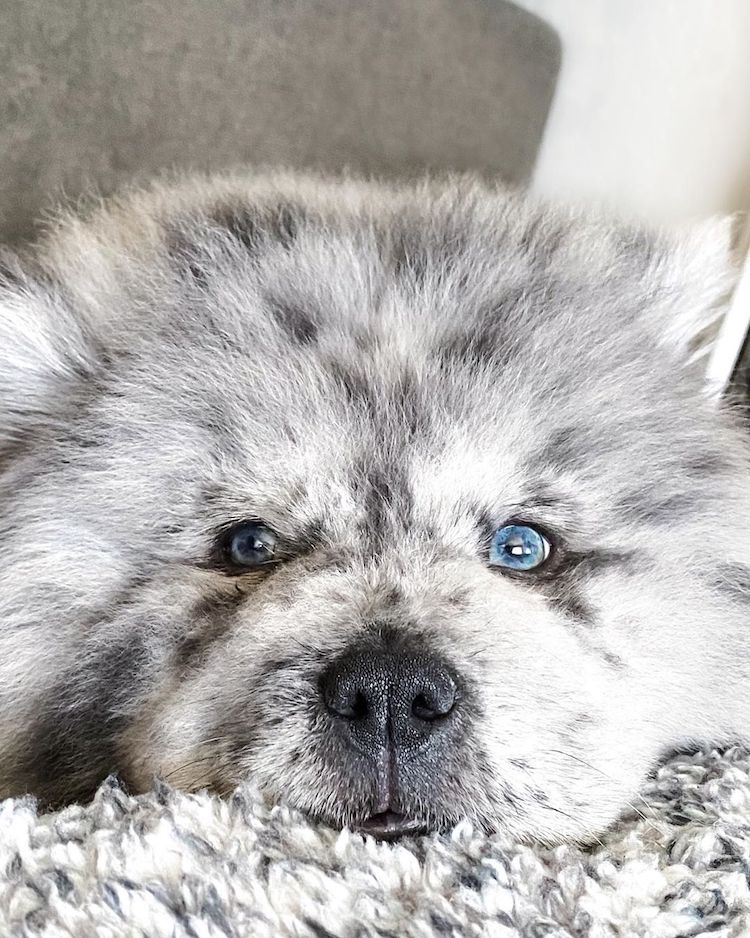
(0, 172), (747, 843)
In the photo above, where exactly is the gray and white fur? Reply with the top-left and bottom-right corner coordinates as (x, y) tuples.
(0, 169), (748, 844)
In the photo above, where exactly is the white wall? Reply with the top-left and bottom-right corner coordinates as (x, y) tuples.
(517, 0), (750, 224)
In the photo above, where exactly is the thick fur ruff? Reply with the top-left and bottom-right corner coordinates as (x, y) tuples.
(1, 747), (749, 937)
(1, 169), (749, 846)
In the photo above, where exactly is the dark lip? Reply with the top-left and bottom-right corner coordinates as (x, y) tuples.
(355, 810), (427, 841)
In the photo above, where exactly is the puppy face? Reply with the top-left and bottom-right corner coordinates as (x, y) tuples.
(1, 172), (748, 843)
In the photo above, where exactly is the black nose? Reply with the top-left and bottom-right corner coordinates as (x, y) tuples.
(319, 650), (458, 760)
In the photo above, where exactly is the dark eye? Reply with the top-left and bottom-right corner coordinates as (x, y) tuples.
(489, 524), (551, 571)
(223, 522), (278, 569)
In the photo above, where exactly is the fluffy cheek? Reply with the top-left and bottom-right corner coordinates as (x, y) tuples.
(119, 591), (332, 794)
(123, 652), (341, 808)
(472, 602), (659, 843)
(121, 672), (227, 792)
(483, 742), (654, 844)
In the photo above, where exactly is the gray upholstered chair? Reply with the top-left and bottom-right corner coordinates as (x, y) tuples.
(0, 0), (560, 243)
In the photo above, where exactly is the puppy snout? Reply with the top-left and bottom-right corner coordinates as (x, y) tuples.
(320, 650), (458, 759)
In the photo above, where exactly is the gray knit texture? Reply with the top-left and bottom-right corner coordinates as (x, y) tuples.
(1, 748), (749, 937)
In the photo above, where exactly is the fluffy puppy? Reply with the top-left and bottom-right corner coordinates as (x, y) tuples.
(0, 170), (748, 843)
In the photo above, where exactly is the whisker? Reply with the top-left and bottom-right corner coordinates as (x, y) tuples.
(545, 748), (661, 829)
(509, 755), (605, 844)
(463, 642), (496, 660)
(542, 802), (604, 848)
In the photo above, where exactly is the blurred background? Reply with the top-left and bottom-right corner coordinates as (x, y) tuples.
(1, 0), (749, 391)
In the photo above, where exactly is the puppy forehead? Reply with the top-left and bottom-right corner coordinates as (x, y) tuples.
(86, 349), (531, 545)
(63, 183), (711, 541)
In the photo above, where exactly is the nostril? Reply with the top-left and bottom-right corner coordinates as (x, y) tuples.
(412, 693), (438, 721)
(337, 690), (369, 721)
(319, 661), (373, 721)
(411, 679), (456, 722)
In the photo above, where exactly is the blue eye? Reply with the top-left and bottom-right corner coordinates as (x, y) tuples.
(489, 524), (551, 571)
(224, 522), (278, 568)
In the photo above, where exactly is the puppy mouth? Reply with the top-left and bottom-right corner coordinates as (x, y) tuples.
(356, 809), (427, 841)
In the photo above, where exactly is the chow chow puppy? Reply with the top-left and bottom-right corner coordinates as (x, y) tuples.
(0, 170), (747, 843)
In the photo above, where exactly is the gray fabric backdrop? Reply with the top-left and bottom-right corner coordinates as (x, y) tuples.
(0, 0), (560, 243)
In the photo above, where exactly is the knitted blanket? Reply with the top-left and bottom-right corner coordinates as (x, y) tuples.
(2, 748), (749, 938)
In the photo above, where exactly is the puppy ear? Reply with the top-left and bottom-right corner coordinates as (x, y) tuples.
(0, 252), (95, 448)
(656, 215), (741, 383)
